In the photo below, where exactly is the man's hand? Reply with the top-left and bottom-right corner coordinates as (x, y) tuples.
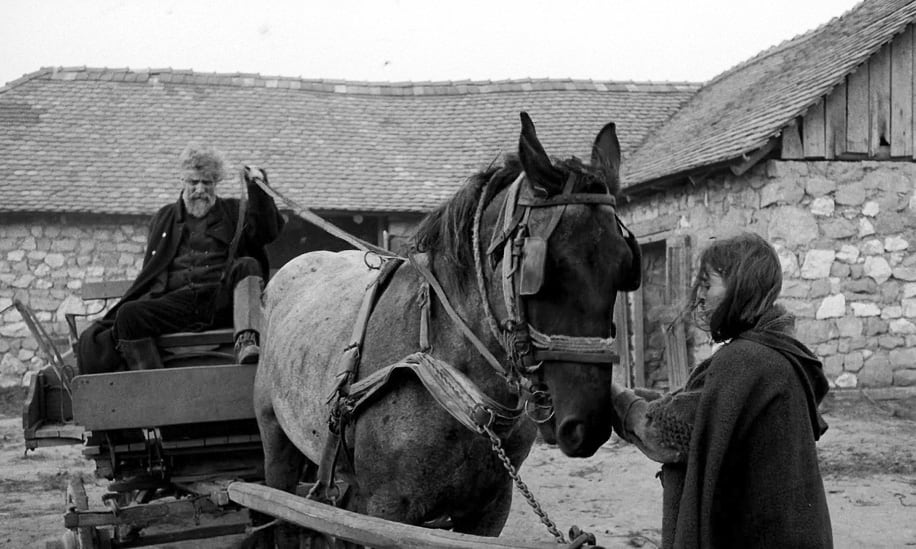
(243, 165), (268, 186)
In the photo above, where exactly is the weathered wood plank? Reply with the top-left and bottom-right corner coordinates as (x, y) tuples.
(781, 119), (805, 159)
(847, 66), (870, 153)
(632, 286), (646, 388)
(228, 482), (562, 549)
(628, 213), (679, 239)
(613, 295), (632, 387)
(72, 364), (256, 430)
(892, 25), (914, 157)
(825, 82), (847, 159)
(664, 236), (691, 389)
(869, 43), (892, 156)
(803, 99), (827, 158)
(81, 280), (133, 300)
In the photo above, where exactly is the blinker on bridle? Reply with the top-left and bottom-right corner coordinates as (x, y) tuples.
(472, 170), (628, 384)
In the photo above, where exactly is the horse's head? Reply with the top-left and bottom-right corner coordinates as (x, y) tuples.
(477, 112), (642, 457)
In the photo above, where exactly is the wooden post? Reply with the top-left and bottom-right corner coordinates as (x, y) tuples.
(631, 286), (646, 388)
(613, 294), (632, 387)
(664, 235), (691, 390)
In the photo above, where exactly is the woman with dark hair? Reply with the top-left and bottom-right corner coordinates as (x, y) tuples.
(611, 231), (833, 548)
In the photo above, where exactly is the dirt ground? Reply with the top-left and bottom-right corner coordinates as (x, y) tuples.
(1, 388), (914, 549)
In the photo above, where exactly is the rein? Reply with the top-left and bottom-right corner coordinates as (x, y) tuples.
(288, 169), (610, 547)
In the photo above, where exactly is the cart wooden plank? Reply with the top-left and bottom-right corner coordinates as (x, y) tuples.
(228, 482), (562, 549)
(72, 364), (256, 430)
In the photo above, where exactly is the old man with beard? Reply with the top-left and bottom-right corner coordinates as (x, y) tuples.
(76, 144), (285, 373)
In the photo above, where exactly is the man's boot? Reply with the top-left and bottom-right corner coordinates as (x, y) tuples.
(234, 275), (264, 364)
(117, 338), (164, 370)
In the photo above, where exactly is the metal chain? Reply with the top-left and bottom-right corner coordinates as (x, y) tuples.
(478, 424), (567, 545)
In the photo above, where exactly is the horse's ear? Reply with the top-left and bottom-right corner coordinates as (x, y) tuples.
(519, 112), (563, 195)
(591, 122), (621, 181)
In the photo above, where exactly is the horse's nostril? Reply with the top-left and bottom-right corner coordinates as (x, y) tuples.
(557, 419), (587, 454)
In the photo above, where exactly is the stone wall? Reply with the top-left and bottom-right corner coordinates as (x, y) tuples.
(0, 213), (146, 387)
(5, 160), (916, 390)
(618, 160), (916, 389)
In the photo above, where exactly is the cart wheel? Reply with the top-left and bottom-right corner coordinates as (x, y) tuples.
(66, 475), (101, 549)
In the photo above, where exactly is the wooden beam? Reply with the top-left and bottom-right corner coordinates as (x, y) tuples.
(731, 138), (778, 175)
(869, 43), (892, 156)
(72, 364), (257, 430)
(803, 99), (827, 158)
(891, 25), (914, 157)
(628, 213), (680, 239)
(781, 119), (805, 159)
(825, 83), (847, 159)
(847, 65), (870, 153)
(228, 482), (564, 549)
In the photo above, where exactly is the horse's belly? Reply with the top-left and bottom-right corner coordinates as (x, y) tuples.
(258, 249), (376, 461)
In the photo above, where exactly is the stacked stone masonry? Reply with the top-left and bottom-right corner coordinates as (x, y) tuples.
(2, 160), (915, 390)
(618, 160), (916, 390)
(0, 215), (146, 387)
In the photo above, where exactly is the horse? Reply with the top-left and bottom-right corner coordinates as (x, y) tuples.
(253, 112), (642, 546)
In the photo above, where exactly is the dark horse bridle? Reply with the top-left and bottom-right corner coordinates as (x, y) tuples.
(468, 170), (637, 420)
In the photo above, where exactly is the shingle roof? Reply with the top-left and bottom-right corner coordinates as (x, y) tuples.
(622, 0), (916, 188)
(0, 67), (696, 215)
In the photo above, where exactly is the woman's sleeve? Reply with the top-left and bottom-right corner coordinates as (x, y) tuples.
(612, 386), (700, 463)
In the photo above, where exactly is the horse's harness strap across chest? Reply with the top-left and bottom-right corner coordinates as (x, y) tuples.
(347, 352), (521, 433)
(326, 254), (519, 435)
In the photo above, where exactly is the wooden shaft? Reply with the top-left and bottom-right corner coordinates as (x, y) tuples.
(227, 482), (561, 549)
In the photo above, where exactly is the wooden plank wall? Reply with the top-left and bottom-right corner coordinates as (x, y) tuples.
(784, 25), (916, 159)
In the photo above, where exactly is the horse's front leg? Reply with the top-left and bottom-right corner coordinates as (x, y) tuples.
(450, 477), (515, 536)
(254, 400), (307, 549)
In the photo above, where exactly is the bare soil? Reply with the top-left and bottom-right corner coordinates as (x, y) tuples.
(2, 388), (914, 548)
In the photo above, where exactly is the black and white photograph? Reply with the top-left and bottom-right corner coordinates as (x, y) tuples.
(1, 1), (914, 548)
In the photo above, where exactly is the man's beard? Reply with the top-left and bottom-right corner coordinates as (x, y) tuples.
(183, 191), (216, 218)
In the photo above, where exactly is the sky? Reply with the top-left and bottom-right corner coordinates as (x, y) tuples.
(2, 0), (864, 88)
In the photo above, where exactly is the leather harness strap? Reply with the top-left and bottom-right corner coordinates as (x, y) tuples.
(409, 253), (508, 378)
(347, 352), (522, 434)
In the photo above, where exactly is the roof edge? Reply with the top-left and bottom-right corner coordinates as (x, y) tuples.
(2, 66), (703, 96)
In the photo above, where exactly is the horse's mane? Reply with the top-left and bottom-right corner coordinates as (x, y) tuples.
(410, 154), (615, 288)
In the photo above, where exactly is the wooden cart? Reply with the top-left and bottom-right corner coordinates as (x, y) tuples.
(21, 282), (262, 548)
(22, 280), (602, 549)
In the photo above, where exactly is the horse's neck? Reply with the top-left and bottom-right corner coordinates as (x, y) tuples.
(360, 254), (517, 405)
(424, 254), (519, 402)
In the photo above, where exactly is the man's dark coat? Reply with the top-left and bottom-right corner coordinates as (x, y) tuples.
(76, 184), (284, 373)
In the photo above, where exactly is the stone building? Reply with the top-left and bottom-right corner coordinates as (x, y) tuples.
(3, 0), (916, 398)
(0, 70), (695, 386)
(617, 0), (916, 395)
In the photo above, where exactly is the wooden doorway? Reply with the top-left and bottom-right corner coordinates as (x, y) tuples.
(615, 231), (692, 390)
